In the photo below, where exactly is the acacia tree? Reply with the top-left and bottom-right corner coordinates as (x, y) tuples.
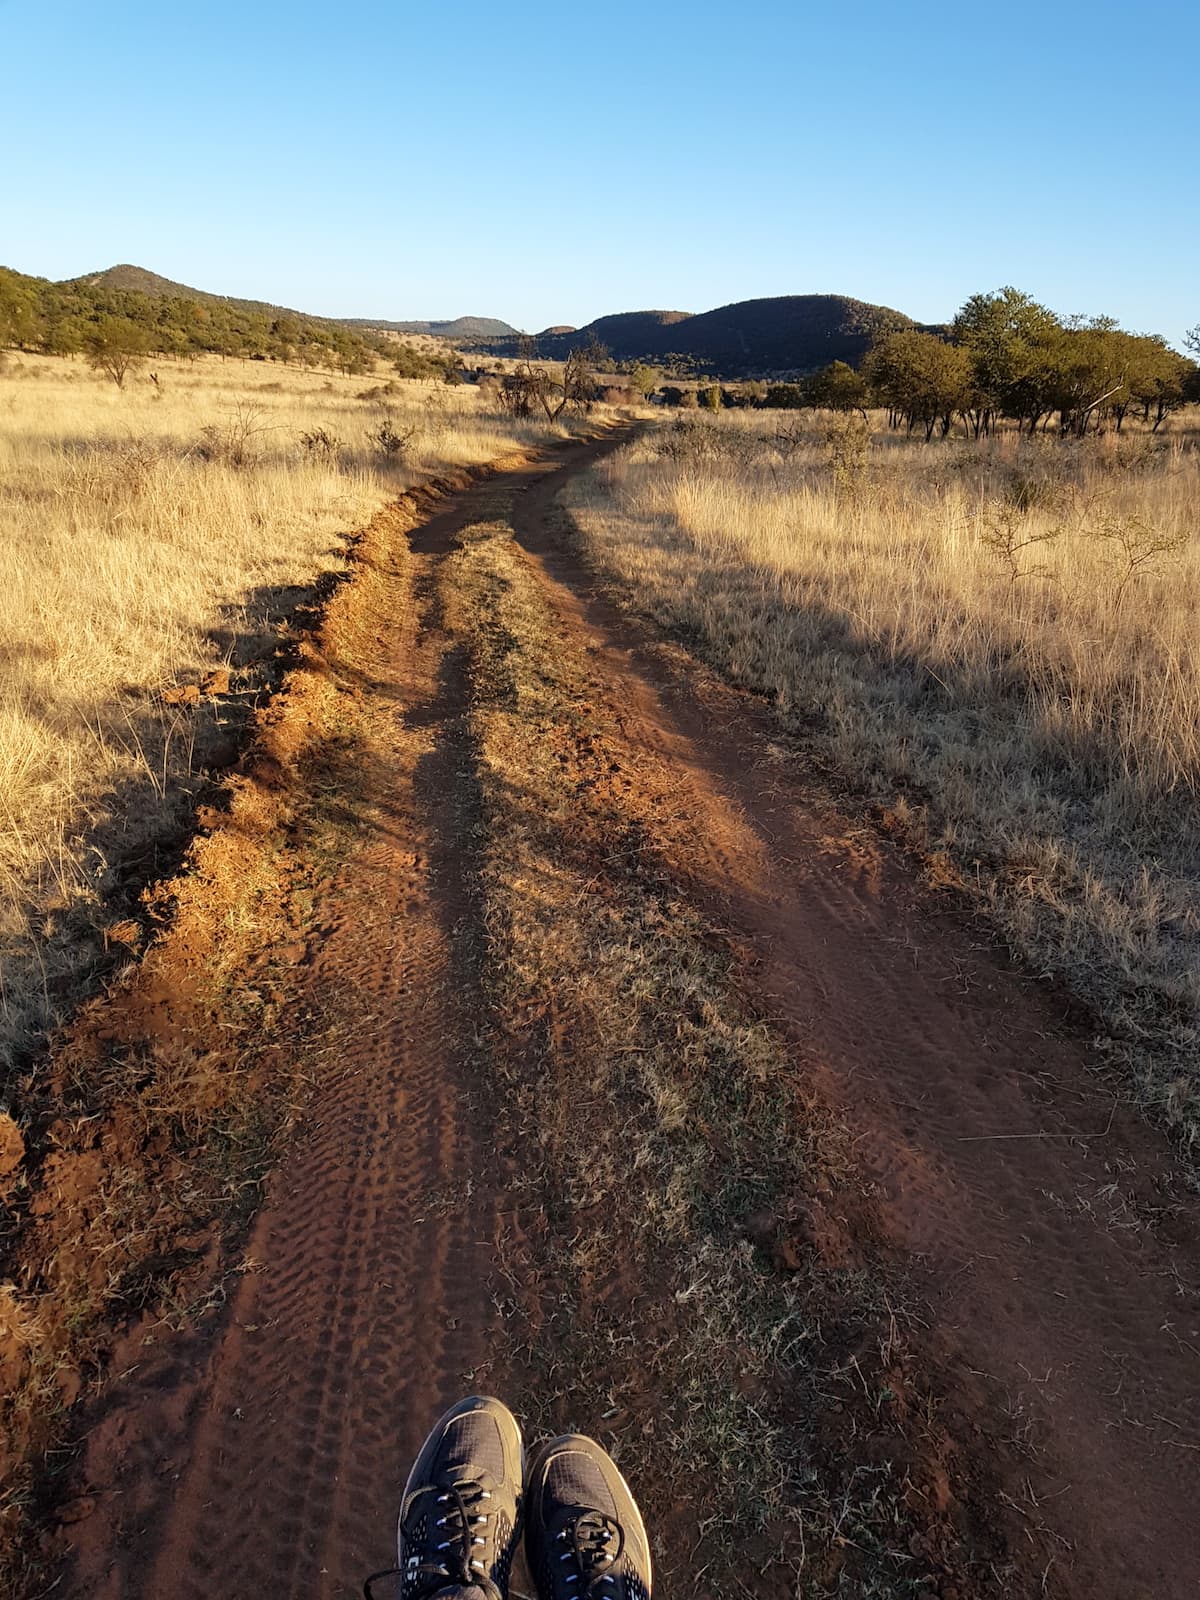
(629, 362), (659, 399)
(802, 361), (869, 416)
(503, 337), (608, 421)
(866, 331), (972, 440)
(1041, 318), (1130, 436)
(84, 317), (151, 388)
(952, 287), (1059, 436)
(1121, 336), (1192, 431)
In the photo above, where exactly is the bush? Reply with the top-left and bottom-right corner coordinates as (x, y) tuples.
(197, 402), (270, 466)
(357, 381), (399, 401)
(822, 414), (870, 494)
(373, 417), (416, 457)
(764, 384), (805, 409)
(299, 427), (344, 462)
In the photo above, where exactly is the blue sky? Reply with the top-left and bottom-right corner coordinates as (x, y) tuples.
(2, 0), (1197, 343)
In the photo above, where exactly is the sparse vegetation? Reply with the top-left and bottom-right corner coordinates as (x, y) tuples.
(0, 353), (584, 1080)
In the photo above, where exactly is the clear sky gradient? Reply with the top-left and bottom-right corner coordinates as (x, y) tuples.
(2, 0), (1197, 343)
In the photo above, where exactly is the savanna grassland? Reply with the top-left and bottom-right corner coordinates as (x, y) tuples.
(0, 352), (569, 1078)
(5, 265), (1200, 1600)
(565, 408), (1200, 1156)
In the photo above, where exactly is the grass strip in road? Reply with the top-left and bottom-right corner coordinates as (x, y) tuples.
(446, 512), (1013, 1598)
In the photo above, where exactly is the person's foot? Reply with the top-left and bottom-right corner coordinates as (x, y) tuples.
(524, 1434), (652, 1600)
(395, 1395), (524, 1599)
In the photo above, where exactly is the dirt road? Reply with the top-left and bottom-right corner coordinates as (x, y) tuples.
(59, 431), (1199, 1599)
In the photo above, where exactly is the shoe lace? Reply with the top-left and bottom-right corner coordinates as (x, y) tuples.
(370, 1476), (502, 1600)
(554, 1510), (625, 1597)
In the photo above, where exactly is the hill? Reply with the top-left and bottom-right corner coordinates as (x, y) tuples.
(562, 309), (692, 355)
(66, 263), (313, 324)
(525, 295), (919, 376)
(344, 315), (520, 339)
(0, 263), (420, 375)
(46, 271), (919, 377)
(71, 268), (518, 345)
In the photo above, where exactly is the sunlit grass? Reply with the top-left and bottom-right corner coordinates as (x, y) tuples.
(566, 408), (1200, 1153)
(0, 351), (557, 1071)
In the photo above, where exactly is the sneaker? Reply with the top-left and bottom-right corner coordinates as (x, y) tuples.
(524, 1434), (652, 1600)
(390, 1395), (524, 1599)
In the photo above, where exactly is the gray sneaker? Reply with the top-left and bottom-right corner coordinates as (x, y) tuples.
(389, 1395), (524, 1600)
(524, 1434), (652, 1600)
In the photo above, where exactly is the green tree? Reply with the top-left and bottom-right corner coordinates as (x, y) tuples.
(84, 317), (152, 388)
(866, 332), (972, 440)
(0, 267), (39, 348)
(1122, 336), (1192, 432)
(803, 361), (869, 416)
(952, 287), (1060, 436)
(1041, 319), (1129, 436)
(629, 363), (659, 399)
(763, 383), (805, 409)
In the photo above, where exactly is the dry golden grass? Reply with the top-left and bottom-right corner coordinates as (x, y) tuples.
(0, 352), (563, 1074)
(565, 409), (1200, 1154)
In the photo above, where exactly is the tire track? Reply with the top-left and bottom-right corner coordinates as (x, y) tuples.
(49, 441), (616, 1600)
(505, 479), (1200, 1600)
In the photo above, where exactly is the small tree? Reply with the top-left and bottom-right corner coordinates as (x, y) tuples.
(866, 332), (972, 440)
(803, 361), (869, 416)
(699, 383), (722, 412)
(629, 363), (659, 399)
(84, 317), (151, 388)
(504, 337), (609, 422)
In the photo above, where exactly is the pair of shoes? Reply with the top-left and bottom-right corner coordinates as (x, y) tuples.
(365, 1395), (652, 1600)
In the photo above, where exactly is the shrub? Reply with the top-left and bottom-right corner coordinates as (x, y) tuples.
(764, 384), (805, 409)
(299, 427), (344, 462)
(822, 414), (870, 494)
(373, 417), (416, 457)
(198, 402), (271, 467)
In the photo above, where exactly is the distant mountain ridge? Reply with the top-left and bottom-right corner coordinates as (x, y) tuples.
(70, 267), (517, 343)
(518, 295), (923, 376)
(344, 315), (521, 339)
(51, 267), (934, 377)
(67, 264), (315, 325)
